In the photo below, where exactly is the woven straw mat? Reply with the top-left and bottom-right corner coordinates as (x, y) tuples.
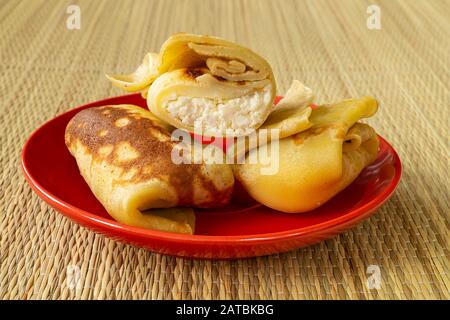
(0, 0), (449, 299)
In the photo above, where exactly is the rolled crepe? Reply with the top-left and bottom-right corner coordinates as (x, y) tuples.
(107, 33), (276, 137)
(65, 104), (234, 234)
(233, 97), (380, 213)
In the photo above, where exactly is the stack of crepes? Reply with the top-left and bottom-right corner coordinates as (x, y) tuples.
(65, 33), (380, 234)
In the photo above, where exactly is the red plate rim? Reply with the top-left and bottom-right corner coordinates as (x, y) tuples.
(21, 94), (402, 245)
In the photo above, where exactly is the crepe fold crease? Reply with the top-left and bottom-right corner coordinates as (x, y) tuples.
(232, 96), (380, 213)
(65, 104), (234, 234)
(107, 33), (276, 137)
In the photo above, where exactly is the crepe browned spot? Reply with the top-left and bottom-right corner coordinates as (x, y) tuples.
(65, 104), (234, 234)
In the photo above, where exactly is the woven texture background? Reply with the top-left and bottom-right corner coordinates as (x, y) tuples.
(1, 0), (449, 300)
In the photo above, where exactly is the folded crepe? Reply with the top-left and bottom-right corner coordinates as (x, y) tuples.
(233, 96), (380, 213)
(259, 80), (314, 138)
(65, 104), (234, 234)
(107, 33), (276, 137)
(226, 80), (315, 162)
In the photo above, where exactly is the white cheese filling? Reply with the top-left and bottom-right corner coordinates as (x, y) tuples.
(165, 84), (272, 136)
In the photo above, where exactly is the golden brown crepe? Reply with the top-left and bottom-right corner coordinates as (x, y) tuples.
(65, 104), (234, 234)
(233, 96), (380, 213)
(107, 33), (276, 137)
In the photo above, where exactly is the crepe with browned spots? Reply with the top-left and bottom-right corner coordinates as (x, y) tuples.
(65, 104), (234, 234)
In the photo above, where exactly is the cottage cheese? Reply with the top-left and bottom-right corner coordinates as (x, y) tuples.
(165, 84), (272, 136)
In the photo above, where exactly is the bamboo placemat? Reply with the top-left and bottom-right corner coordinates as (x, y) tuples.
(0, 0), (449, 300)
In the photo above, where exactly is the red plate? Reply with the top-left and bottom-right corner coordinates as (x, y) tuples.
(22, 94), (402, 259)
